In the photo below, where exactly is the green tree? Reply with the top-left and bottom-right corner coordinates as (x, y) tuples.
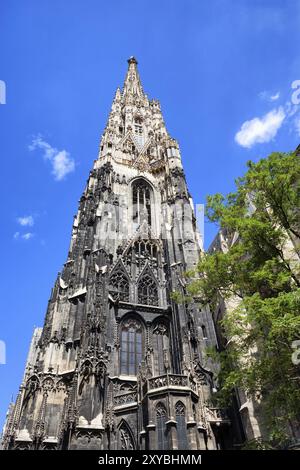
(188, 150), (300, 448)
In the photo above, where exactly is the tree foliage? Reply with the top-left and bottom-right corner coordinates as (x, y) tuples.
(188, 150), (300, 448)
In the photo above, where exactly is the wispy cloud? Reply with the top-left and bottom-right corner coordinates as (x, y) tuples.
(270, 92), (280, 101)
(13, 231), (34, 241)
(235, 107), (285, 148)
(259, 90), (280, 102)
(22, 232), (34, 240)
(14, 215), (36, 240)
(17, 215), (34, 227)
(29, 135), (75, 181)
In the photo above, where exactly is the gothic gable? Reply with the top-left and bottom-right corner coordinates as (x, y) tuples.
(131, 152), (149, 171)
(118, 131), (136, 157)
(109, 259), (131, 302)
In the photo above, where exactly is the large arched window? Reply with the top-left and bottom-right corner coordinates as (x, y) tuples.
(120, 318), (143, 376)
(175, 401), (189, 450)
(109, 270), (129, 302)
(153, 322), (169, 375)
(156, 403), (169, 450)
(132, 179), (152, 228)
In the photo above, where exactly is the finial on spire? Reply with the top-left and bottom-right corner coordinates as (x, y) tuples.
(128, 56), (138, 65)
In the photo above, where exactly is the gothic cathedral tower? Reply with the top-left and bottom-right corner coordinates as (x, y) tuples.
(3, 58), (230, 450)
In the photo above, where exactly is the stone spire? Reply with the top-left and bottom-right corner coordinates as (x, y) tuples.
(2, 58), (229, 452)
(122, 56), (144, 98)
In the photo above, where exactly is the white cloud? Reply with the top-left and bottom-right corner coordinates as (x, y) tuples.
(52, 150), (75, 181)
(22, 232), (34, 240)
(235, 107), (285, 148)
(270, 92), (280, 101)
(29, 135), (75, 181)
(13, 231), (34, 241)
(259, 90), (280, 102)
(17, 215), (34, 227)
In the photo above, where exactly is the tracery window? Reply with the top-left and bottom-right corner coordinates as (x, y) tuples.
(156, 403), (169, 450)
(109, 270), (129, 302)
(134, 239), (157, 259)
(134, 117), (144, 147)
(134, 118), (143, 135)
(124, 238), (159, 277)
(132, 179), (152, 228)
(153, 323), (169, 375)
(175, 401), (189, 450)
(118, 422), (135, 450)
(138, 273), (158, 306)
(120, 318), (143, 376)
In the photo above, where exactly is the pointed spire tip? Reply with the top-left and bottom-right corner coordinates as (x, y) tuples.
(128, 56), (138, 65)
(123, 56), (143, 98)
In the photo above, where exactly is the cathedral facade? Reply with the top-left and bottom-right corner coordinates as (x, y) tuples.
(2, 58), (231, 450)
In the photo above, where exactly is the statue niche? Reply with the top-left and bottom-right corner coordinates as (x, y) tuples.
(77, 360), (107, 428)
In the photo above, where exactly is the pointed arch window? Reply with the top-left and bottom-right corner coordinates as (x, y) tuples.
(120, 318), (143, 376)
(138, 272), (158, 306)
(118, 422), (135, 450)
(109, 270), (129, 302)
(132, 179), (152, 228)
(156, 403), (169, 450)
(153, 323), (169, 375)
(134, 117), (144, 147)
(134, 117), (143, 135)
(175, 401), (189, 450)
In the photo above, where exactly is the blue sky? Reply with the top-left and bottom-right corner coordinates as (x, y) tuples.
(0, 0), (299, 430)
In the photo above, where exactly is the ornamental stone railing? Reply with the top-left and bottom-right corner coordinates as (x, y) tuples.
(206, 407), (230, 424)
(113, 391), (137, 406)
(147, 373), (194, 392)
